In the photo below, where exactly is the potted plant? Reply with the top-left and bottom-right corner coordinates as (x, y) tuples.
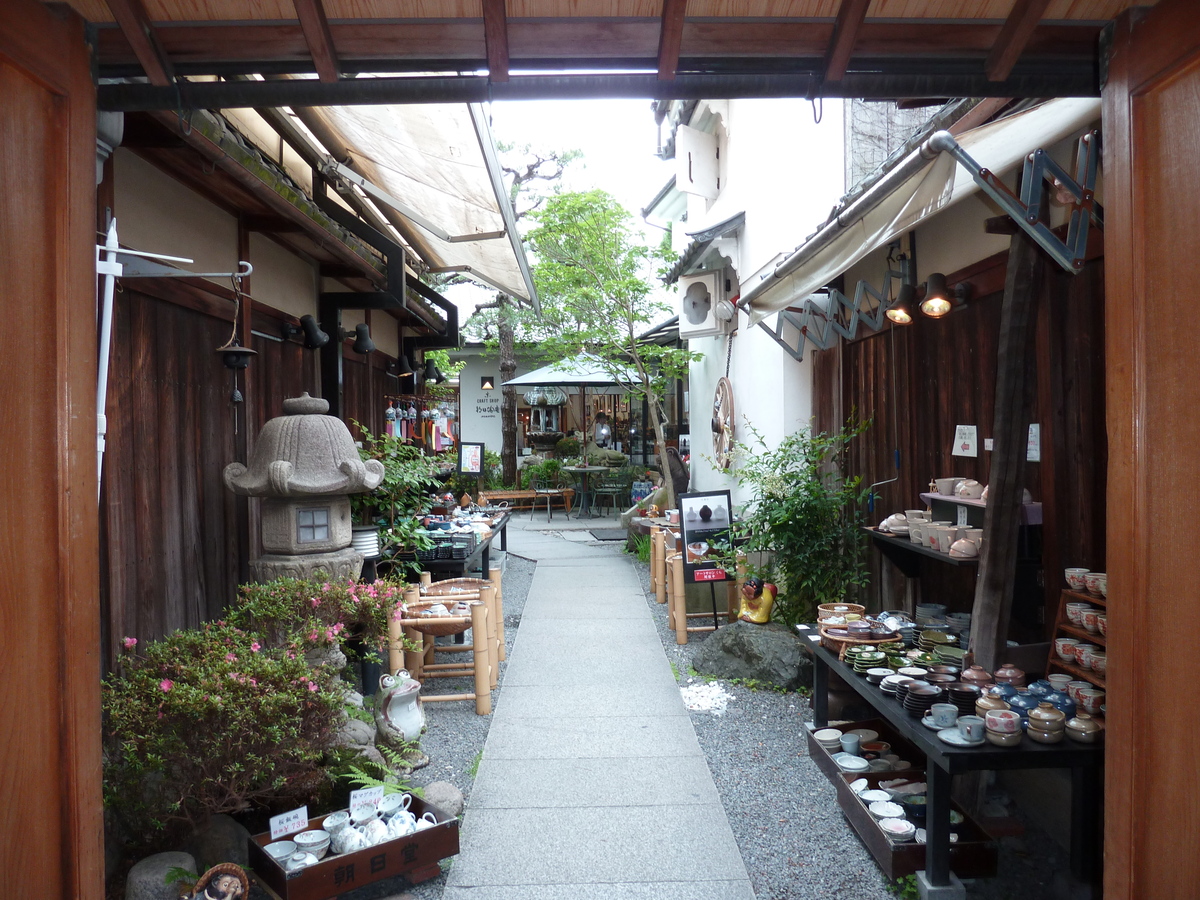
(350, 422), (439, 570)
(725, 418), (872, 626)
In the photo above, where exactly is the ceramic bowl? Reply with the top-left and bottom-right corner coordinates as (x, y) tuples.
(1084, 572), (1106, 597)
(955, 479), (984, 499)
(985, 709), (1023, 734)
(1065, 567), (1090, 590)
(879, 818), (917, 841)
(860, 789), (892, 804)
(285, 851), (320, 872)
(264, 840), (297, 863)
(861, 740), (891, 757)
(869, 800), (905, 819)
(836, 755), (871, 773)
(1079, 688), (1106, 714)
(1055, 637), (1080, 662)
(934, 477), (964, 495)
(1026, 725), (1065, 744)
(898, 794), (927, 823)
(949, 538), (979, 558)
(1065, 602), (1092, 626)
(986, 727), (1022, 747)
(1097, 614), (1108, 637)
(1090, 651), (1107, 675)
(294, 829), (330, 860)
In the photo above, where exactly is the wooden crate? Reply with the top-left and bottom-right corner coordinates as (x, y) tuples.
(248, 797), (459, 900)
(806, 717), (926, 784)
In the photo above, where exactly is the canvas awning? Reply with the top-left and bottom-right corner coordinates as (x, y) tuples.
(309, 101), (537, 306)
(743, 97), (1101, 325)
(504, 353), (636, 395)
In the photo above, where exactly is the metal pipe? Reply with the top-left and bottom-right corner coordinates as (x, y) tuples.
(97, 69), (1098, 112)
(740, 131), (950, 311)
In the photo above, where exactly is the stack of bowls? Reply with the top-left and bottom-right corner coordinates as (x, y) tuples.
(915, 602), (948, 625)
(984, 709), (1023, 747)
(946, 612), (972, 649)
(294, 829), (331, 860)
(813, 728), (843, 753)
(902, 682), (945, 718)
(834, 753), (871, 773)
(947, 682), (982, 717)
(264, 840), (297, 865)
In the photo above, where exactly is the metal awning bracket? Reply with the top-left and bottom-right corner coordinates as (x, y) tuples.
(930, 129), (1103, 272)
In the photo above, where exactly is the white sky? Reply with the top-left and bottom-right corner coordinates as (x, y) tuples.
(446, 98), (676, 326)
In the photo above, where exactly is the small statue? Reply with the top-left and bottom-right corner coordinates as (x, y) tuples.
(461, 492), (472, 509)
(185, 864), (248, 900)
(738, 576), (777, 624)
(375, 670), (426, 750)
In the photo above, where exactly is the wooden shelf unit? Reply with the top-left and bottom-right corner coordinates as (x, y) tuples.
(1046, 588), (1107, 717)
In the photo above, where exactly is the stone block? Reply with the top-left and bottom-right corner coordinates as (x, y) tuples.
(690, 620), (812, 690)
(126, 851), (195, 900)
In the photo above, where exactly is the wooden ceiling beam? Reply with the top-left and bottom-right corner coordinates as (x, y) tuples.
(92, 19), (1099, 72)
(657, 0), (688, 81)
(103, 0), (174, 86)
(823, 0), (870, 83)
(482, 0), (510, 81)
(986, 0), (1052, 82)
(292, 0), (341, 83)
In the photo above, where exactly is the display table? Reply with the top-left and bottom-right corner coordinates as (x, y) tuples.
(420, 514), (508, 581)
(798, 624), (1102, 891)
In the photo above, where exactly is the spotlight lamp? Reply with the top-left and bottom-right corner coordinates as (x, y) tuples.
(300, 315), (330, 349)
(424, 358), (438, 382)
(885, 280), (916, 325)
(920, 273), (952, 318)
(396, 354), (415, 379)
(481, 376), (495, 390)
(351, 323), (375, 355)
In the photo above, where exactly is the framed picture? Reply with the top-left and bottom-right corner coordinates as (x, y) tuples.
(458, 442), (484, 475)
(678, 489), (733, 584)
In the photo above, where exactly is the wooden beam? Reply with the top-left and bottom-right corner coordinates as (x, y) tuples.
(292, 0), (340, 83)
(482, 0), (510, 82)
(657, 0), (688, 81)
(986, 0), (1052, 82)
(823, 0), (870, 83)
(948, 96), (1012, 135)
(103, 0), (174, 86)
(969, 226), (1046, 672)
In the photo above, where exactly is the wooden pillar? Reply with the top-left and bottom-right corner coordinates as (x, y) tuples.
(402, 586), (423, 678)
(652, 527), (667, 604)
(970, 227), (1046, 672)
(671, 553), (688, 645)
(489, 565), (506, 661)
(481, 583), (499, 689)
(471, 602), (491, 715)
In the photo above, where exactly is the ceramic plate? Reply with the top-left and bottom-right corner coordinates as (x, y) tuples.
(837, 756), (871, 772)
(869, 800), (905, 819)
(859, 789), (892, 804)
(921, 715), (956, 730)
(937, 728), (985, 747)
(849, 778), (869, 794)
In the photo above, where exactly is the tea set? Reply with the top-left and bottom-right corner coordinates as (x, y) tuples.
(263, 794), (440, 872)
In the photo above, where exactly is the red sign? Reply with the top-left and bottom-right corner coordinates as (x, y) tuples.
(694, 568), (726, 582)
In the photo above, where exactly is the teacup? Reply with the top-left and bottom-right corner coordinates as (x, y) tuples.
(1097, 614), (1108, 637)
(984, 709), (1023, 734)
(387, 811), (417, 838)
(1082, 609), (1100, 633)
(1065, 567), (1090, 591)
(840, 734), (861, 756)
(1067, 681), (1091, 703)
(1079, 688), (1105, 715)
(414, 812), (439, 831)
(1047, 673), (1072, 693)
(322, 810), (350, 835)
(351, 804), (378, 826)
(331, 826), (368, 855)
(905, 510), (928, 522)
(1074, 643), (1096, 668)
(923, 703), (958, 728)
(1066, 602), (1092, 626)
(958, 715), (986, 742)
(1084, 572), (1106, 597)
(362, 818), (390, 846)
(378, 792), (412, 821)
(1055, 637), (1080, 662)
(1088, 649), (1107, 674)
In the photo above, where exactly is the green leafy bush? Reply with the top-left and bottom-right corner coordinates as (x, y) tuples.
(350, 421), (440, 528)
(726, 417), (871, 626)
(555, 436), (580, 458)
(103, 623), (343, 847)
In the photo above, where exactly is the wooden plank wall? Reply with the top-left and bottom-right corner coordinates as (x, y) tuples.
(813, 249), (1106, 631)
(100, 284), (386, 670)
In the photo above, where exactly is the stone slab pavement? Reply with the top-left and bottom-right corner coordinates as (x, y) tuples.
(443, 525), (755, 899)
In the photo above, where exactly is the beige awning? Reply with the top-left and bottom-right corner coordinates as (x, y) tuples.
(745, 97), (1101, 325)
(311, 101), (537, 305)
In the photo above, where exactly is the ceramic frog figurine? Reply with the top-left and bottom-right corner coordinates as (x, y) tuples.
(738, 577), (777, 624)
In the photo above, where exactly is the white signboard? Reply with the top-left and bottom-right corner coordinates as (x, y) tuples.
(349, 786), (384, 816)
(1027, 424), (1041, 461)
(951, 424), (978, 458)
(270, 806), (308, 840)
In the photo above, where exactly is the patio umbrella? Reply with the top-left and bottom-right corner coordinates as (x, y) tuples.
(503, 352), (635, 450)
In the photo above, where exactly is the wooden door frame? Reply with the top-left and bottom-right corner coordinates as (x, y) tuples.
(0, 0), (103, 896)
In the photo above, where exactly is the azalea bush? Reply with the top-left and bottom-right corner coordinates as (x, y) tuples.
(103, 623), (343, 848)
(727, 418), (872, 626)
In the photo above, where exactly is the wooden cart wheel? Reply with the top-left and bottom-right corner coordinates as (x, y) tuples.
(712, 376), (735, 469)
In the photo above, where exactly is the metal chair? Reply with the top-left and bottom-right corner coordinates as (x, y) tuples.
(591, 471), (631, 517)
(530, 475), (571, 521)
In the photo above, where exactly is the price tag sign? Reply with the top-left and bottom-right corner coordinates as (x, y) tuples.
(957, 505), (969, 527)
(349, 786), (384, 816)
(269, 806), (308, 841)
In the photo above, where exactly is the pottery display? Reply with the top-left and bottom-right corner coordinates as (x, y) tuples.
(986, 728), (1022, 747)
(993, 663), (1026, 686)
(1065, 712), (1103, 743)
(961, 665), (994, 688)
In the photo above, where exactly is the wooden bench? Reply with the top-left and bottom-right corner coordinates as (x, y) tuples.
(479, 488), (575, 512)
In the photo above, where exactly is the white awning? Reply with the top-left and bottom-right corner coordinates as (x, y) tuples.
(311, 101), (537, 304)
(745, 97), (1101, 325)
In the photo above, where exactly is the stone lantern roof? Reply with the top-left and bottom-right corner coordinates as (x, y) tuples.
(223, 393), (384, 498)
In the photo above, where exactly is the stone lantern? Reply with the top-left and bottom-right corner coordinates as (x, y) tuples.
(224, 392), (384, 582)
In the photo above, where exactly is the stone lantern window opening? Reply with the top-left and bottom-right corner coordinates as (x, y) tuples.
(296, 507), (332, 544)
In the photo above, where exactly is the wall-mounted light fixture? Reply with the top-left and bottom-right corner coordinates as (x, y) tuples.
(920, 273), (952, 318)
(885, 280), (916, 325)
(424, 358), (438, 382)
(349, 323), (375, 355)
(481, 376), (495, 390)
(281, 314), (331, 349)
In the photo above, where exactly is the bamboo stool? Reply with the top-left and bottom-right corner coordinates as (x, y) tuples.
(418, 578), (500, 691)
(396, 585), (492, 714)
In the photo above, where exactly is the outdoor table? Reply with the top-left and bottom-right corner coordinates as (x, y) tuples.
(421, 513), (509, 581)
(562, 465), (601, 517)
(798, 624), (1103, 892)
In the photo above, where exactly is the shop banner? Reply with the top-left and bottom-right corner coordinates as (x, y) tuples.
(678, 490), (733, 585)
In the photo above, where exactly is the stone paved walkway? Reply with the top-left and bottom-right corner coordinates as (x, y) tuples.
(442, 517), (756, 899)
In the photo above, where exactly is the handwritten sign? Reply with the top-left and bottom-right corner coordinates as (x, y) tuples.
(1027, 423), (1041, 461)
(951, 424), (978, 458)
(349, 786), (384, 815)
(269, 806), (308, 840)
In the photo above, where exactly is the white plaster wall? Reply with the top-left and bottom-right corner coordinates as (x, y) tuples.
(372, 316), (399, 359)
(248, 232), (317, 319)
(678, 98), (843, 507)
(114, 150), (239, 282)
(455, 354), (506, 454)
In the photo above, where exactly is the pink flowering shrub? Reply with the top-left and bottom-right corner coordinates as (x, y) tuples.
(102, 622), (342, 847)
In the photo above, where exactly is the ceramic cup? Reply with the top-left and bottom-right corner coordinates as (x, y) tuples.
(377, 792), (412, 821)
(840, 734), (861, 756)
(1079, 688), (1106, 715)
(924, 703), (959, 728)
(1065, 567), (1090, 591)
(985, 709), (1023, 734)
(1084, 572), (1106, 596)
(1075, 643), (1096, 668)
(1047, 673), (1072, 693)
(958, 715), (986, 742)
(1066, 602), (1092, 626)
(1082, 609), (1100, 633)
(1088, 649), (1107, 674)
(1068, 681), (1091, 703)
(1055, 637), (1080, 662)
(322, 811), (350, 835)
(905, 509), (928, 522)
(1097, 614), (1108, 637)
(964, 528), (984, 549)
